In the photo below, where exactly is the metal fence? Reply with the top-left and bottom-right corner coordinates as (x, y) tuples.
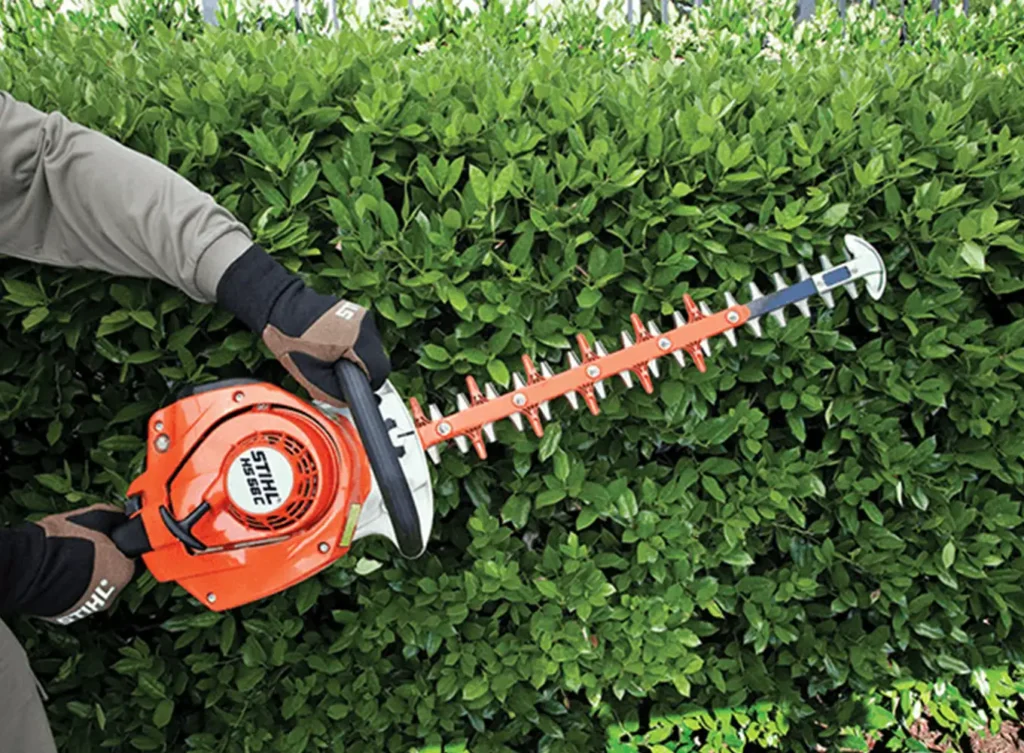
(196, 0), (973, 30)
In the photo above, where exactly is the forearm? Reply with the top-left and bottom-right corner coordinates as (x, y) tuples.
(0, 90), (252, 302)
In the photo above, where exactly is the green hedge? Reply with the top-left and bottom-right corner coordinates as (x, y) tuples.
(2, 2), (1024, 752)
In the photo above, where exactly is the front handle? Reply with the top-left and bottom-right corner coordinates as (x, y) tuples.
(334, 360), (425, 558)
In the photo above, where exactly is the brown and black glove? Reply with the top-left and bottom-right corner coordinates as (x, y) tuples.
(0, 504), (142, 625)
(215, 244), (391, 407)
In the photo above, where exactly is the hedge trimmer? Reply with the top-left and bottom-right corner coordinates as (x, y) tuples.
(110, 234), (886, 612)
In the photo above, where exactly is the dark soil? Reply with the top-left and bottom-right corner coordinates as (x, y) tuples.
(896, 718), (1024, 753)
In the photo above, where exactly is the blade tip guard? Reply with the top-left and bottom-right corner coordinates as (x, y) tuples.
(843, 234), (887, 301)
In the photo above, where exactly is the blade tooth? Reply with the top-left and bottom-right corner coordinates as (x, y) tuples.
(697, 302), (713, 356)
(538, 361), (554, 419)
(645, 321), (665, 375)
(637, 369), (655, 394)
(770, 270), (786, 323)
(832, 247), (860, 298)
(508, 374), (527, 431)
(592, 341), (608, 390)
(594, 380), (607, 399)
(479, 379), (495, 438)
(668, 310), (687, 364)
(745, 283), (764, 337)
(817, 255), (837, 308)
(526, 410), (545, 437)
(689, 347), (707, 373)
(794, 264), (813, 318)
(482, 383), (498, 440)
(722, 292), (740, 346)
(646, 318), (666, 375)
(428, 404), (448, 456)
(643, 323), (662, 376)
(453, 394), (471, 452)
(724, 290), (741, 325)
(617, 331), (636, 387)
(769, 272), (788, 328)
(564, 352), (582, 410)
(664, 312), (684, 372)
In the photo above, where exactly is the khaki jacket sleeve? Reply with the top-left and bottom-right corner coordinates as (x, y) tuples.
(0, 90), (252, 302)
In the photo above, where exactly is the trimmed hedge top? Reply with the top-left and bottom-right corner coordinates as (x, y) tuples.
(2, 2), (1024, 751)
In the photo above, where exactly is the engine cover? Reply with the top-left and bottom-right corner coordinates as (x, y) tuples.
(126, 379), (371, 611)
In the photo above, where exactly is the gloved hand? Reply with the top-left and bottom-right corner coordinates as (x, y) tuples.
(2, 504), (142, 625)
(215, 244), (391, 407)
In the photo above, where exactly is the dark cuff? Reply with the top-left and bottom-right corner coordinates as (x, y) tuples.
(0, 524), (46, 616)
(215, 244), (302, 333)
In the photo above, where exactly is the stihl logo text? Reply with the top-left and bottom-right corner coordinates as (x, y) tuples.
(240, 450), (281, 508)
(57, 579), (116, 625)
(335, 301), (360, 321)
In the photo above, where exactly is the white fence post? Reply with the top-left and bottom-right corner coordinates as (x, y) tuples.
(201, 0), (219, 25)
(795, 0), (815, 23)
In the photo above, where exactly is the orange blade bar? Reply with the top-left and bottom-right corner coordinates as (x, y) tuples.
(412, 300), (750, 451)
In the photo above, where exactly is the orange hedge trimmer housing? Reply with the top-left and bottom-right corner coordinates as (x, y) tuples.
(113, 370), (435, 611)
(112, 235), (887, 613)
(124, 382), (366, 609)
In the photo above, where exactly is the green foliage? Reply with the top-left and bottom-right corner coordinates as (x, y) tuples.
(2, 1), (1024, 752)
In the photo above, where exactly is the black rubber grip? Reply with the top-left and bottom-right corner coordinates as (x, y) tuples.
(110, 514), (153, 558)
(335, 361), (425, 558)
